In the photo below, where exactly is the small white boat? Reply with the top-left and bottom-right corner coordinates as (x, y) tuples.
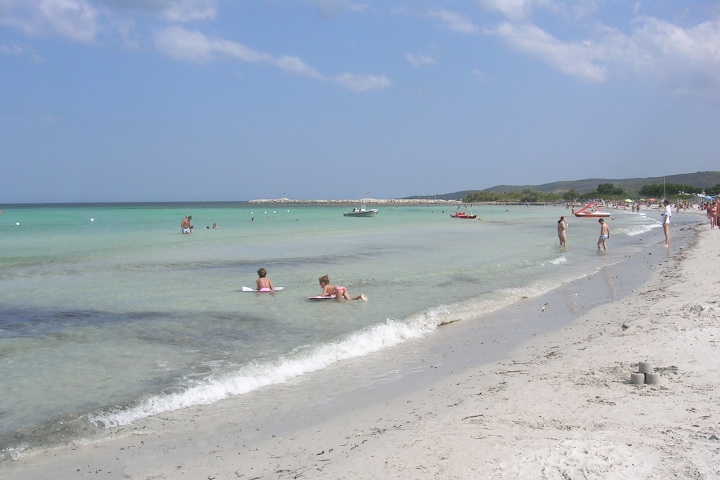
(343, 205), (379, 217)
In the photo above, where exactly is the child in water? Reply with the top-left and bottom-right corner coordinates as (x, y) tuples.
(256, 268), (274, 292)
(319, 275), (366, 301)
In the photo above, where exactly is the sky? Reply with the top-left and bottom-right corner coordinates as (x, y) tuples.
(1, 0), (719, 203)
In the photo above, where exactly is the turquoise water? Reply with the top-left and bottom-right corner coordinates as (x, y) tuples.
(0, 202), (664, 459)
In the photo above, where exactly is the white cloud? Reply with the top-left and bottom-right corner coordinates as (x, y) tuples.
(626, 16), (720, 92)
(334, 73), (391, 91)
(428, 8), (479, 34)
(477, 0), (598, 21)
(477, 0), (534, 21)
(96, 0), (217, 22)
(155, 26), (391, 91)
(405, 51), (436, 67)
(485, 13), (720, 92)
(154, 26), (322, 79)
(471, 68), (492, 82)
(0, 41), (40, 60)
(487, 22), (607, 81)
(0, 0), (101, 42)
(158, 0), (216, 22)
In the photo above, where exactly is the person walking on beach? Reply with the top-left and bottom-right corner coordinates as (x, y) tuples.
(661, 200), (672, 247)
(181, 216), (192, 234)
(256, 268), (274, 292)
(319, 275), (366, 302)
(597, 218), (610, 251)
(557, 216), (568, 246)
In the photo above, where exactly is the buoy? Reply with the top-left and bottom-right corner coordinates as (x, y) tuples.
(90, 218), (94, 222)
(16, 222), (20, 226)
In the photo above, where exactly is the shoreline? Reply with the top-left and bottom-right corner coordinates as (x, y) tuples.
(2, 222), (718, 478)
(247, 198), (565, 206)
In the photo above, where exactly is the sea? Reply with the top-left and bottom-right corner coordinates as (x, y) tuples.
(0, 201), (677, 460)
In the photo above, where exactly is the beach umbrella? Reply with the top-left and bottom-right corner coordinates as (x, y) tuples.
(625, 199), (633, 203)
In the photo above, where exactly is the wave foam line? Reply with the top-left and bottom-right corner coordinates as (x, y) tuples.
(92, 313), (441, 428)
(93, 268), (607, 429)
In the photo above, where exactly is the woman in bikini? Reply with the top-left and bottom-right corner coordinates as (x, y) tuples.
(318, 275), (366, 301)
(557, 216), (567, 246)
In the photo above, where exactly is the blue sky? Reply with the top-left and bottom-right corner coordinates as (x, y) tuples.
(1, 1), (719, 202)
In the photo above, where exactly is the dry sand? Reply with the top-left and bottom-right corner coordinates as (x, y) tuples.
(3, 223), (719, 479)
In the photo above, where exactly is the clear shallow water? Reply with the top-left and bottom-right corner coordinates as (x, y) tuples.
(0, 202), (663, 458)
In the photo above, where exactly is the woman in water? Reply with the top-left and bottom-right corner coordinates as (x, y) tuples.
(557, 216), (568, 246)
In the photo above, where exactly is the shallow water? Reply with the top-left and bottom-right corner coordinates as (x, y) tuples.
(0, 202), (668, 458)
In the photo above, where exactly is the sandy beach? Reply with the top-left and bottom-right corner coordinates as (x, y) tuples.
(3, 220), (719, 479)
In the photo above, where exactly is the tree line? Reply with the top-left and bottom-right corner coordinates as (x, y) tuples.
(462, 182), (720, 203)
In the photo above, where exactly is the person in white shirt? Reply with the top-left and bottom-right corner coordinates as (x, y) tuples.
(661, 200), (672, 247)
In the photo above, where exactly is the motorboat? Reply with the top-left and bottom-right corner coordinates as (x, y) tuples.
(573, 202), (610, 218)
(344, 205), (379, 217)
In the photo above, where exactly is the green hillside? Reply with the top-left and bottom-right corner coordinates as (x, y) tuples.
(406, 171), (720, 200)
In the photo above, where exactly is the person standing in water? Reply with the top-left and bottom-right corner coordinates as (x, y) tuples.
(557, 216), (568, 246)
(597, 218), (610, 251)
(318, 275), (366, 301)
(181, 216), (192, 234)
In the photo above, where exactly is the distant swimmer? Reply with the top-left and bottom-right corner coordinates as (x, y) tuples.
(319, 275), (366, 302)
(597, 218), (610, 251)
(181, 216), (192, 234)
(557, 216), (568, 246)
(256, 268), (274, 292)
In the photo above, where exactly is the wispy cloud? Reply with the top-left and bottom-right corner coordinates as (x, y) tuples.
(485, 15), (720, 90)
(306, 0), (374, 19)
(96, 0), (217, 22)
(0, 0), (217, 44)
(625, 16), (720, 93)
(0, 0), (101, 42)
(476, 0), (598, 21)
(428, 8), (479, 34)
(334, 73), (391, 91)
(154, 26), (323, 79)
(0, 41), (42, 61)
(155, 26), (391, 91)
(476, 0), (534, 21)
(405, 51), (436, 67)
(486, 22), (607, 81)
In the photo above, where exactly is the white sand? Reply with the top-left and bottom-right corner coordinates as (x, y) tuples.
(3, 224), (719, 479)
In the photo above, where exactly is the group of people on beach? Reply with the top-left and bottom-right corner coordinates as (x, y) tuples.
(556, 215), (610, 250)
(255, 269), (366, 302)
(181, 216), (221, 233)
(180, 215), (365, 302)
(558, 198), (675, 251)
(702, 199), (719, 229)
